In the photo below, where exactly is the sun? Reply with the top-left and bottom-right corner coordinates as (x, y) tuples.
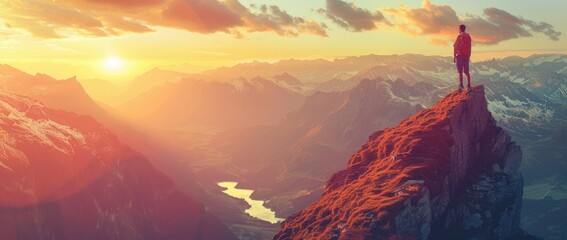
(103, 56), (125, 72)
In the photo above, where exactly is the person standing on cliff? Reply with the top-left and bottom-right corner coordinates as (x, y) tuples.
(454, 24), (472, 91)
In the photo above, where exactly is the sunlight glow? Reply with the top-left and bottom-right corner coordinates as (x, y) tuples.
(103, 56), (125, 72)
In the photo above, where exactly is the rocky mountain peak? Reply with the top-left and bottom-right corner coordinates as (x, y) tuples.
(0, 93), (236, 240)
(274, 85), (529, 239)
(274, 72), (302, 86)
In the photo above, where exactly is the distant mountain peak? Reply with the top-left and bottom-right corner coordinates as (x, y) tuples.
(137, 67), (189, 79)
(275, 85), (531, 239)
(274, 72), (302, 86)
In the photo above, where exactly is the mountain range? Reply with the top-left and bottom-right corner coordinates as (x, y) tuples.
(0, 93), (235, 240)
(199, 54), (567, 239)
(118, 76), (304, 131)
(1, 53), (566, 239)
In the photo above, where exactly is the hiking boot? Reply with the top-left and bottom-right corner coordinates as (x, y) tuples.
(458, 85), (464, 91)
(467, 85), (472, 91)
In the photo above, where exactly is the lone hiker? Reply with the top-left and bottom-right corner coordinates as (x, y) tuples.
(454, 24), (472, 91)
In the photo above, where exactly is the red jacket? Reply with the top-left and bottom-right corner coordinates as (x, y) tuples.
(454, 32), (472, 57)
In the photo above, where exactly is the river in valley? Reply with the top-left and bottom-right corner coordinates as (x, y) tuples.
(217, 181), (284, 224)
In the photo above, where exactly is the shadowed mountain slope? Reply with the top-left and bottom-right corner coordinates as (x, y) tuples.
(274, 86), (532, 240)
(0, 93), (236, 240)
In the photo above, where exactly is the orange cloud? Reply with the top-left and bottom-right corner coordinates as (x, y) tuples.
(1, 0), (152, 38)
(160, 0), (242, 33)
(84, 0), (166, 8)
(225, 0), (328, 37)
(101, 15), (154, 34)
(0, 0), (327, 38)
(467, 8), (561, 44)
(317, 0), (390, 32)
(385, 0), (561, 45)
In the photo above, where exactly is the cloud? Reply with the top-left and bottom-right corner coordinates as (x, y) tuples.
(472, 8), (562, 43)
(101, 16), (154, 34)
(384, 0), (457, 36)
(83, 0), (166, 8)
(0, 0), (153, 38)
(160, 0), (242, 33)
(317, 0), (390, 32)
(384, 0), (561, 45)
(225, 0), (328, 37)
(0, 22), (17, 42)
(0, 0), (327, 39)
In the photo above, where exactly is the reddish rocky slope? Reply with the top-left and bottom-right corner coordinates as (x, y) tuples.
(0, 93), (236, 240)
(274, 86), (528, 239)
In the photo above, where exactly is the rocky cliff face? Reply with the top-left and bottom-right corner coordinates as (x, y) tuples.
(0, 93), (236, 240)
(274, 86), (528, 240)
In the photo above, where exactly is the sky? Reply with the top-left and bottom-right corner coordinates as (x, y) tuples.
(0, 0), (565, 82)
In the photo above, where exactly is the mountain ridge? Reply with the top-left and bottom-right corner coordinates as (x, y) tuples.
(0, 92), (236, 240)
(274, 86), (530, 239)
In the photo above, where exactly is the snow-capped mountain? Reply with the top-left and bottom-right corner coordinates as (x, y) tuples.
(0, 92), (236, 240)
(0, 64), (106, 119)
(0, 65), (186, 189)
(200, 54), (567, 239)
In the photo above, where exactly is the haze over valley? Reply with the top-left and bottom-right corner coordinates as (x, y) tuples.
(1, 0), (566, 239)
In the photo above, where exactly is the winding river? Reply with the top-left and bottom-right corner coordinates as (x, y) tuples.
(217, 181), (284, 224)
